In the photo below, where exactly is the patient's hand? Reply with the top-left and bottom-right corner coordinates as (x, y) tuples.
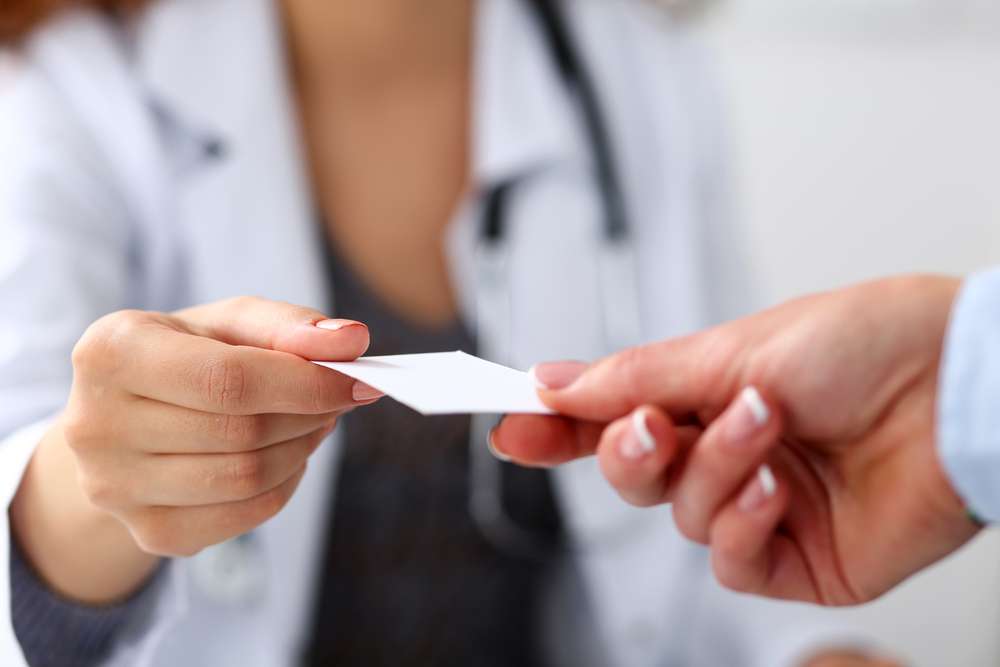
(492, 276), (978, 605)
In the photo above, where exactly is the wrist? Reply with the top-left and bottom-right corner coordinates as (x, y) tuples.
(10, 420), (160, 605)
(923, 427), (982, 550)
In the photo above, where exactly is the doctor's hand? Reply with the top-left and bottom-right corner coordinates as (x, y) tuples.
(492, 276), (980, 606)
(11, 297), (380, 604)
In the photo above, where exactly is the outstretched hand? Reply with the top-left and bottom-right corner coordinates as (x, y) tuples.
(492, 276), (979, 605)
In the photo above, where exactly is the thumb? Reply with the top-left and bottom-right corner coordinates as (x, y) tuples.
(175, 296), (370, 361)
(533, 332), (740, 423)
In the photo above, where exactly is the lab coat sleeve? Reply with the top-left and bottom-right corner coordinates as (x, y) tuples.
(937, 267), (1000, 522)
(0, 59), (178, 666)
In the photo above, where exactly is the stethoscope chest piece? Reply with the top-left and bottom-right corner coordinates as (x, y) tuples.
(191, 534), (266, 606)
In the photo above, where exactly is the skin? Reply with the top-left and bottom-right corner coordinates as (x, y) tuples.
(285, 0), (471, 328)
(12, 300), (374, 601)
(11, 0), (472, 604)
(493, 275), (980, 608)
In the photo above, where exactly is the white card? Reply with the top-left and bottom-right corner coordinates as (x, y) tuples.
(314, 351), (555, 416)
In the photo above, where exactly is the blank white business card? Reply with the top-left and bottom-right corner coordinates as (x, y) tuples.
(314, 351), (555, 416)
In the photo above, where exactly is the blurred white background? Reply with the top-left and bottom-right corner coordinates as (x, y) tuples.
(696, 1), (1000, 664)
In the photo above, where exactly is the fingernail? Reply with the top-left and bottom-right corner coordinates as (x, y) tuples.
(727, 386), (770, 445)
(530, 361), (588, 390)
(620, 410), (657, 460)
(316, 319), (364, 332)
(739, 465), (777, 512)
(352, 381), (384, 403)
(488, 427), (512, 462)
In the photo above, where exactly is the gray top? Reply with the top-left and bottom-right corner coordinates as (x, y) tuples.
(10, 247), (564, 667)
(10, 536), (164, 667)
(301, 244), (563, 665)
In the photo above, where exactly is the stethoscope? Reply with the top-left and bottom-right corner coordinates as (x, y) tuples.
(193, 0), (648, 604)
(468, 0), (645, 560)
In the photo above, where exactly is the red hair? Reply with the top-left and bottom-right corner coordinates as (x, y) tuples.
(0, 0), (149, 43)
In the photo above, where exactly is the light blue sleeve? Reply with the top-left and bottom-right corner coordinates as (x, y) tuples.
(938, 267), (1000, 522)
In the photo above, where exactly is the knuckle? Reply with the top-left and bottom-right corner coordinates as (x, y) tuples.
(223, 295), (266, 314)
(612, 346), (649, 405)
(70, 335), (100, 374)
(129, 514), (192, 558)
(307, 372), (339, 413)
(711, 526), (744, 568)
(616, 488), (654, 509)
(250, 480), (295, 523)
(219, 452), (269, 498)
(198, 354), (249, 413)
(129, 513), (176, 557)
(72, 310), (144, 375)
(616, 484), (661, 509)
(712, 555), (753, 594)
(286, 303), (321, 323)
(137, 534), (201, 559)
(78, 473), (124, 510)
(61, 408), (96, 453)
(597, 444), (641, 504)
(219, 414), (266, 450)
(131, 532), (167, 557)
(671, 501), (709, 545)
(305, 424), (333, 453)
(698, 450), (730, 486)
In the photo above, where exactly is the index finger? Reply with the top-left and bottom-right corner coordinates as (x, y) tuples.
(80, 314), (362, 415)
(177, 296), (370, 362)
(534, 330), (742, 424)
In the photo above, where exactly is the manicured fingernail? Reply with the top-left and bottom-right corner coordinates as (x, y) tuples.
(620, 410), (657, 460)
(739, 465), (777, 512)
(352, 381), (384, 403)
(727, 386), (770, 445)
(316, 319), (364, 331)
(530, 361), (588, 390)
(488, 427), (512, 462)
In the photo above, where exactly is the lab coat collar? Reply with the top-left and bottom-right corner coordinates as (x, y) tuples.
(132, 0), (330, 312)
(134, 0), (293, 163)
(472, 0), (582, 187)
(134, 0), (582, 193)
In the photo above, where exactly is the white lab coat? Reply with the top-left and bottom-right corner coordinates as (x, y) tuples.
(0, 1), (872, 665)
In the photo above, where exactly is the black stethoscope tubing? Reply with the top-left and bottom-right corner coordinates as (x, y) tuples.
(480, 0), (631, 246)
(470, 0), (644, 561)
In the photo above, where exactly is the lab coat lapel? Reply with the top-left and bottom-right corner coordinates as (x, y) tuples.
(447, 0), (582, 331)
(136, 0), (339, 658)
(453, 5), (684, 662)
(458, 0), (644, 530)
(137, 0), (327, 310)
(451, 0), (603, 364)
